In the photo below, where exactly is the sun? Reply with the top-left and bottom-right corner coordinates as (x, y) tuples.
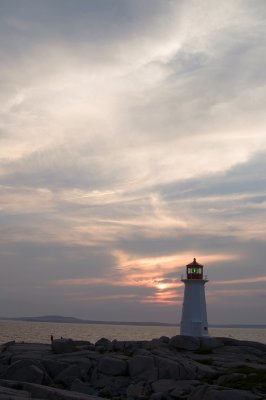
(155, 282), (169, 290)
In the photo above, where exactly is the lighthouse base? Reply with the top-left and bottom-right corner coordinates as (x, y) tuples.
(180, 320), (209, 337)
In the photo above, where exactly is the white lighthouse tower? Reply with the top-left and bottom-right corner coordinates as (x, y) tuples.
(180, 258), (209, 337)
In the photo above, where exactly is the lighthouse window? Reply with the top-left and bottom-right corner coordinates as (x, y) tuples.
(192, 268), (199, 273)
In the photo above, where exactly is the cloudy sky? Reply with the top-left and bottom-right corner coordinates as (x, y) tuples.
(0, 0), (266, 324)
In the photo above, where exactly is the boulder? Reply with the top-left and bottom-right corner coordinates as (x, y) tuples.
(52, 339), (77, 354)
(193, 361), (217, 379)
(71, 379), (96, 395)
(150, 393), (164, 400)
(91, 370), (130, 393)
(9, 344), (51, 362)
(50, 356), (92, 372)
(95, 338), (112, 352)
(128, 355), (158, 381)
(0, 353), (12, 377)
(159, 336), (170, 344)
(59, 352), (93, 365)
(97, 387), (112, 398)
(0, 341), (15, 353)
(217, 372), (247, 386)
(42, 359), (69, 378)
(97, 356), (127, 376)
(200, 337), (224, 351)
(51, 352), (98, 370)
(237, 340), (266, 353)
(112, 340), (151, 355)
(189, 384), (261, 400)
(170, 380), (201, 398)
(112, 340), (125, 352)
(4, 360), (45, 384)
(169, 335), (200, 351)
(134, 348), (152, 357)
(97, 376), (130, 398)
(54, 364), (89, 386)
(155, 356), (190, 380)
(150, 339), (168, 349)
(151, 379), (182, 393)
(73, 340), (93, 348)
(127, 381), (152, 399)
(9, 364), (44, 385)
(106, 376), (130, 395)
(219, 337), (239, 346)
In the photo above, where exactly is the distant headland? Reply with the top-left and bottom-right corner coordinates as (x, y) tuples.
(0, 315), (265, 328)
(0, 315), (176, 326)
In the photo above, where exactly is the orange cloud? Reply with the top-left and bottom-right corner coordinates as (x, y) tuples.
(52, 250), (239, 305)
(141, 289), (180, 305)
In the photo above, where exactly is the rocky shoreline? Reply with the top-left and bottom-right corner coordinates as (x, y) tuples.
(0, 335), (265, 399)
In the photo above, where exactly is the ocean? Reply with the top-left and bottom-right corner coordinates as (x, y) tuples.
(0, 320), (265, 344)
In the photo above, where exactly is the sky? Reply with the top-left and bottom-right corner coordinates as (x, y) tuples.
(0, 0), (266, 325)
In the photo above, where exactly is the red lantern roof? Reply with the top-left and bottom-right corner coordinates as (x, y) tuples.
(186, 258), (203, 267)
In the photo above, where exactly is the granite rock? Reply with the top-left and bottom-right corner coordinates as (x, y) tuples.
(0, 336), (265, 399)
(52, 339), (77, 354)
(189, 384), (262, 400)
(128, 355), (158, 381)
(98, 356), (127, 376)
(4, 360), (46, 384)
(169, 335), (201, 351)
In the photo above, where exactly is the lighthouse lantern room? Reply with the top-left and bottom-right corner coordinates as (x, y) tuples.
(180, 258), (209, 337)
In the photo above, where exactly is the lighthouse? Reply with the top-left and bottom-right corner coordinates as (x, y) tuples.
(180, 258), (209, 337)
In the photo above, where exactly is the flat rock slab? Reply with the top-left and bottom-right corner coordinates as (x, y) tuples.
(0, 385), (30, 398)
(0, 380), (104, 400)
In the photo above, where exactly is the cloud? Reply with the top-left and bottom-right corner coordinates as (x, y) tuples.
(213, 276), (266, 286)
(0, 0), (266, 322)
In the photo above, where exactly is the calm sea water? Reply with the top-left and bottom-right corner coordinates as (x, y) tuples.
(0, 320), (265, 345)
